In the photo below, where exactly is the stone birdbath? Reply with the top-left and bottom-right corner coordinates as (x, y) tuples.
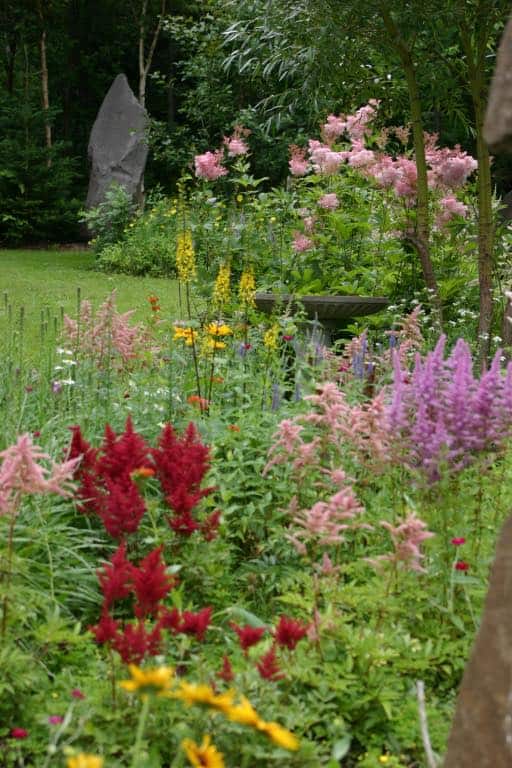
(254, 293), (389, 345)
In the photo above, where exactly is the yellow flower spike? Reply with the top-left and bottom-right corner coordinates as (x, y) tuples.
(206, 322), (232, 337)
(119, 664), (174, 697)
(225, 695), (263, 728)
(67, 755), (104, 768)
(213, 262), (231, 307)
(172, 682), (235, 715)
(176, 231), (197, 283)
(263, 324), (280, 350)
(257, 721), (300, 752)
(238, 266), (256, 308)
(182, 735), (225, 768)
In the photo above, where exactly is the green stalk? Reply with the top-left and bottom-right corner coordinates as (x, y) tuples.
(130, 696), (151, 768)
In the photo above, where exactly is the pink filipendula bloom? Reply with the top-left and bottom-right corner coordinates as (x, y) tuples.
(231, 622), (266, 652)
(436, 195), (468, 227)
(224, 126), (249, 157)
(194, 150), (228, 181)
(308, 140), (346, 174)
(292, 232), (314, 253)
(274, 615), (309, 650)
(318, 193), (339, 210)
(321, 114), (347, 143)
(48, 716), (64, 725)
(256, 645), (285, 681)
(10, 728), (29, 739)
(451, 537), (466, 546)
(347, 140), (376, 169)
(289, 145), (309, 176)
(455, 561), (470, 571)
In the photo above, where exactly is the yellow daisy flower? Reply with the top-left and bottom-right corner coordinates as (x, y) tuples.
(225, 695), (263, 728)
(67, 755), (104, 768)
(205, 339), (226, 351)
(182, 735), (225, 768)
(120, 664), (174, 697)
(173, 682), (234, 715)
(206, 322), (232, 337)
(173, 326), (198, 346)
(258, 721), (300, 751)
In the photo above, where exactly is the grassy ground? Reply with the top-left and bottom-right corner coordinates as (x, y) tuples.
(0, 249), (179, 356)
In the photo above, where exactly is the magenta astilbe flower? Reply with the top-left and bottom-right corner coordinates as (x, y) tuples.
(194, 150), (228, 180)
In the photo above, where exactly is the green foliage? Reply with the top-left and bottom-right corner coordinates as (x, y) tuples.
(80, 184), (137, 255)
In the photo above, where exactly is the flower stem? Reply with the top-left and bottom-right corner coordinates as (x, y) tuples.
(130, 696), (151, 768)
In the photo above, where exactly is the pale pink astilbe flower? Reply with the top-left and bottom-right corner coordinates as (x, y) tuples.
(371, 513), (434, 573)
(289, 145), (309, 176)
(318, 193), (339, 211)
(63, 291), (148, 368)
(0, 434), (79, 516)
(263, 420), (304, 475)
(194, 150), (228, 180)
(321, 114), (347, 144)
(287, 468), (364, 553)
(292, 231), (314, 253)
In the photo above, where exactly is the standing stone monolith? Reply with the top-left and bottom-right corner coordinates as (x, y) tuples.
(443, 513), (512, 768)
(85, 74), (148, 210)
(484, 15), (512, 153)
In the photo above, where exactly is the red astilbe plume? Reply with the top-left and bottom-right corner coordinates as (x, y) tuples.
(67, 425), (103, 514)
(152, 423), (215, 533)
(231, 623), (266, 653)
(180, 606), (212, 641)
(100, 477), (146, 538)
(112, 620), (162, 665)
(217, 655), (234, 682)
(133, 546), (175, 618)
(158, 606), (182, 633)
(97, 417), (151, 482)
(89, 610), (120, 645)
(168, 512), (200, 536)
(97, 543), (135, 610)
(200, 510), (222, 541)
(256, 645), (285, 681)
(274, 616), (309, 651)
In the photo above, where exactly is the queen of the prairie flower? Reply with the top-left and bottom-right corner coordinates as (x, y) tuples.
(176, 231), (196, 282)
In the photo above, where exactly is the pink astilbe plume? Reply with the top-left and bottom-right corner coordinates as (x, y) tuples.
(0, 434), (79, 517)
(369, 512), (434, 573)
(289, 145), (309, 176)
(194, 150), (228, 180)
(63, 291), (148, 368)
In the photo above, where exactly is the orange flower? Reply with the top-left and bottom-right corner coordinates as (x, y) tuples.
(187, 395), (209, 411)
(227, 425), (240, 432)
(131, 466), (155, 479)
(211, 376), (224, 384)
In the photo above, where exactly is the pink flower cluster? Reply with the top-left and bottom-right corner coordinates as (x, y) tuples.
(0, 434), (78, 517)
(194, 150), (228, 181)
(369, 512), (434, 573)
(292, 231), (314, 253)
(318, 193), (339, 210)
(63, 291), (148, 367)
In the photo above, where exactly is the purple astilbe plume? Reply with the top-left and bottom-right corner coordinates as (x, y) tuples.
(388, 335), (512, 480)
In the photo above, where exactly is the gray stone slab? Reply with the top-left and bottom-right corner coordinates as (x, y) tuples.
(86, 74), (148, 209)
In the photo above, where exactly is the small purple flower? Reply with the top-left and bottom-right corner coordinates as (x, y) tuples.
(52, 381), (62, 394)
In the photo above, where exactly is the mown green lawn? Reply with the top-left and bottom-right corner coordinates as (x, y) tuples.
(0, 249), (179, 356)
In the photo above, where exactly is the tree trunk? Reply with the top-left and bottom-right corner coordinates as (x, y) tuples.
(461, 22), (494, 365)
(38, 21), (52, 167)
(380, 7), (443, 326)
